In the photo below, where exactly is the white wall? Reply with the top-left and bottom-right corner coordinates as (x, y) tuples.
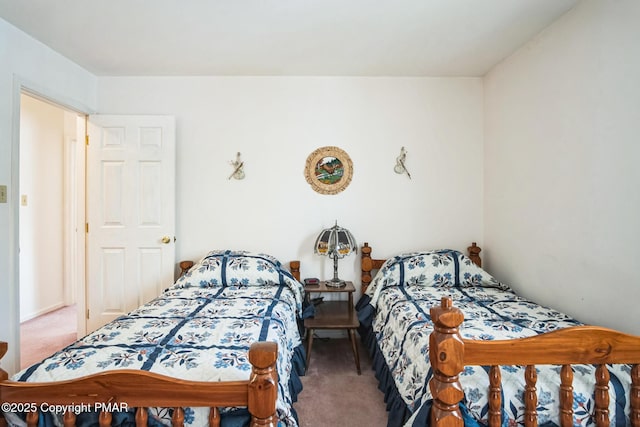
(0, 17), (96, 375)
(98, 76), (485, 300)
(19, 94), (66, 321)
(483, 0), (640, 334)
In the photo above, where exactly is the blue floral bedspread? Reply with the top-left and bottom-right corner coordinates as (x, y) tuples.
(7, 250), (306, 427)
(356, 249), (633, 427)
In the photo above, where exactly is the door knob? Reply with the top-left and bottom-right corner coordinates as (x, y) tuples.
(161, 236), (171, 244)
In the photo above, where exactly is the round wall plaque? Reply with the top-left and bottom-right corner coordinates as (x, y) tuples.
(304, 146), (353, 195)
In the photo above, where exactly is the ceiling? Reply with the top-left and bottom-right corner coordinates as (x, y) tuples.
(0, 0), (578, 77)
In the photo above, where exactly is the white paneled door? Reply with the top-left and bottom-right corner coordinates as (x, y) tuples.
(86, 115), (175, 332)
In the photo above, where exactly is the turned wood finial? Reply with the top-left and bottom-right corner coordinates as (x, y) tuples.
(289, 261), (300, 282)
(429, 297), (465, 427)
(467, 242), (481, 267)
(361, 242), (371, 255)
(179, 261), (194, 277)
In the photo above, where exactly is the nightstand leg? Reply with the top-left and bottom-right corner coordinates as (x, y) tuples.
(348, 329), (361, 375)
(306, 328), (314, 370)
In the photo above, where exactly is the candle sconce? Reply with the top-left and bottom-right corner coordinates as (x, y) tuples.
(228, 152), (245, 180)
(394, 146), (411, 179)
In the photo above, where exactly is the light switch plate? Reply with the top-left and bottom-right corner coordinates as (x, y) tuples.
(0, 185), (7, 203)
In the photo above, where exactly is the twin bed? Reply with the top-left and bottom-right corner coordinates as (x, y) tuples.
(2, 244), (640, 427)
(1, 250), (306, 427)
(358, 242), (640, 427)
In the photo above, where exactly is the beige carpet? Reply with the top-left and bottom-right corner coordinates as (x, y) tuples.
(20, 305), (78, 369)
(294, 337), (389, 427)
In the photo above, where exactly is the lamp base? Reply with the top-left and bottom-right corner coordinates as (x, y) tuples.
(326, 278), (347, 288)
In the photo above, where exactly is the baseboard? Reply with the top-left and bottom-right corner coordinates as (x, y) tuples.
(20, 302), (65, 323)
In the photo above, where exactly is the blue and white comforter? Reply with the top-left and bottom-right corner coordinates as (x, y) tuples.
(357, 249), (634, 427)
(8, 250), (305, 427)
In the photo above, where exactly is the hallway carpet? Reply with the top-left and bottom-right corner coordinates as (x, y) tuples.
(20, 305), (77, 369)
(294, 337), (389, 427)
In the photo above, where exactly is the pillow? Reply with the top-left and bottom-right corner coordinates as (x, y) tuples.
(174, 250), (294, 288)
(369, 249), (509, 291)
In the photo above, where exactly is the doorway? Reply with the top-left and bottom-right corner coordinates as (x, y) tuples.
(18, 92), (86, 368)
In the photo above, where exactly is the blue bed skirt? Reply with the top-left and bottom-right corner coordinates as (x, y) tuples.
(356, 294), (414, 427)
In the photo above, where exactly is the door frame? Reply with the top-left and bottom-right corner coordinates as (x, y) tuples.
(9, 77), (93, 372)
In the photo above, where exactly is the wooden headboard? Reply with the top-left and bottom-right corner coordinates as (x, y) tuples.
(360, 242), (482, 294)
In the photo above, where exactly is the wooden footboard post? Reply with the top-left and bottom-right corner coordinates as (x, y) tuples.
(247, 342), (278, 427)
(1, 341), (9, 427)
(429, 298), (465, 427)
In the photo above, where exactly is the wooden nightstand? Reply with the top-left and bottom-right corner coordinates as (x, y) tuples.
(304, 280), (361, 375)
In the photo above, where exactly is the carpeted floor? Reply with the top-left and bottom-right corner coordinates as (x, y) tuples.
(20, 304), (78, 369)
(294, 337), (389, 427)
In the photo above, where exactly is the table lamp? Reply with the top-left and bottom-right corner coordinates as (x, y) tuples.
(314, 221), (357, 287)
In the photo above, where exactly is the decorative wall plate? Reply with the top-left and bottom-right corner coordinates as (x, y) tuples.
(304, 146), (353, 195)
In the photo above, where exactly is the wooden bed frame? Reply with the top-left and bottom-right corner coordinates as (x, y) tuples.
(0, 260), (304, 427)
(0, 341), (278, 427)
(360, 242), (640, 427)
